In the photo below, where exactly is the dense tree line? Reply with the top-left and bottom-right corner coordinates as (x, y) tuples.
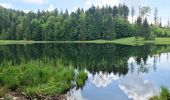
(0, 4), (170, 41)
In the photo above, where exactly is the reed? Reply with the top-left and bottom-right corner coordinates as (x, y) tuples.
(0, 60), (87, 98)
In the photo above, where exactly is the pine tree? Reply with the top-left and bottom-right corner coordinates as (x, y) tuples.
(135, 16), (142, 39)
(143, 18), (150, 40)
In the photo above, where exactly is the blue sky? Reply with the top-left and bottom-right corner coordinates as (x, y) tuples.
(0, 0), (170, 25)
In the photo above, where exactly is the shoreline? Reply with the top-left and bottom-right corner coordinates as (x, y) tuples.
(0, 91), (66, 100)
(1, 37), (170, 46)
(0, 60), (87, 100)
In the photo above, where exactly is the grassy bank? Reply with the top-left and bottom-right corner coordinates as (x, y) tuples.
(0, 60), (87, 99)
(113, 37), (170, 45)
(1, 37), (170, 45)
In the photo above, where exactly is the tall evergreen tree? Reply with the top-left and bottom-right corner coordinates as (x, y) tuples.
(135, 16), (142, 39)
(142, 18), (150, 40)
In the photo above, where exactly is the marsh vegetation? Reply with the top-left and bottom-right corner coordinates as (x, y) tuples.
(0, 59), (87, 99)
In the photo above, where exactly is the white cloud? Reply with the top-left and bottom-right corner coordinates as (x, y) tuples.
(23, 9), (31, 13)
(119, 74), (159, 100)
(72, 6), (78, 12)
(69, 6), (78, 14)
(120, 0), (141, 8)
(21, 0), (47, 4)
(0, 3), (12, 8)
(84, 0), (119, 9)
(47, 4), (54, 11)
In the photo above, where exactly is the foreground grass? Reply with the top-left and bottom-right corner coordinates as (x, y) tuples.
(1, 37), (170, 45)
(0, 60), (87, 98)
(149, 86), (170, 100)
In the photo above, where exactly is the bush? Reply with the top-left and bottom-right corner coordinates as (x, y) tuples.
(148, 32), (156, 40)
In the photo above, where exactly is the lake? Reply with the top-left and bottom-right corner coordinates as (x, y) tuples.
(0, 43), (170, 100)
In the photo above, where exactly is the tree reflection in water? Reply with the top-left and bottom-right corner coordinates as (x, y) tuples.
(0, 44), (170, 100)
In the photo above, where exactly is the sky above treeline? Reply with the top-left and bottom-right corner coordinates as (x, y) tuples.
(0, 0), (170, 25)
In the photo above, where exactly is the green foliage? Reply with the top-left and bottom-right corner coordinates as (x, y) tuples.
(0, 60), (87, 98)
(160, 86), (170, 100)
(135, 16), (142, 39)
(143, 18), (150, 40)
(149, 86), (170, 100)
(1, 4), (169, 41)
(150, 25), (170, 37)
(0, 4), (132, 41)
(148, 32), (156, 40)
(76, 71), (87, 87)
(114, 18), (133, 38)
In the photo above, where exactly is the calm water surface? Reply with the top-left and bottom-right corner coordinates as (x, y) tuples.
(0, 44), (170, 100)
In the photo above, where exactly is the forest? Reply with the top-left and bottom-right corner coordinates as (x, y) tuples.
(0, 4), (170, 41)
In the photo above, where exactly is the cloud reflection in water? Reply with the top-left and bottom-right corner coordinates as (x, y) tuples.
(119, 73), (158, 100)
(67, 56), (160, 100)
(88, 71), (119, 88)
(66, 88), (87, 100)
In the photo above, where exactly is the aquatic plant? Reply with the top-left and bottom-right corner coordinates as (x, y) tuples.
(76, 71), (87, 87)
(149, 86), (170, 100)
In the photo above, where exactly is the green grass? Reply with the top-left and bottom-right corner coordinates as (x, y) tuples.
(112, 37), (170, 45)
(76, 71), (87, 87)
(111, 37), (141, 45)
(0, 60), (87, 98)
(1, 37), (170, 45)
(0, 40), (35, 45)
(149, 86), (170, 100)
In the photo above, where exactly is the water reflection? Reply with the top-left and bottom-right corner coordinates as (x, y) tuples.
(67, 70), (158, 100)
(67, 88), (87, 100)
(119, 73), (158, 100)
(0, 44), (170, 100)
(88, 71), (119, 88)
(67, 53), (170, 100)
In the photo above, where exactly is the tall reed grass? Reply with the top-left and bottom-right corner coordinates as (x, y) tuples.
(0, 59), (87, 98)
(149, 86), (170, 100)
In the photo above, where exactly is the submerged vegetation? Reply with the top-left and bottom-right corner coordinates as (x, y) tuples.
(0, 60), (87, 98)
(149, 87), (170, 100)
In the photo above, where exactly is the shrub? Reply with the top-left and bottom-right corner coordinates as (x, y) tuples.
(148, 32), (156, 40)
